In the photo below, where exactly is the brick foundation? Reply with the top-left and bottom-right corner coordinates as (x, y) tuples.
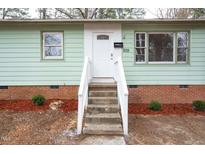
(1, 85), (205, 104)
(0, 86), (78, 100)
(129, 85), (205, 104)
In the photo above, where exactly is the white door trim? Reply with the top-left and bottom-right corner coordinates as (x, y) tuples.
(84, 23), (122, 80)
(92, 32), (114, 77)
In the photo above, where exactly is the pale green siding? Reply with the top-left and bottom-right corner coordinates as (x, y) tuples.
(0, 25), (84, 86)
(122, 24), (205, 85)
(1, 23), (205, 86)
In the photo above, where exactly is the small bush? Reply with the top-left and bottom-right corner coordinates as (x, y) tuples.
(192, 100), (205, 111)
(148, 101), (161, 111)
(32, 95), (45, 106)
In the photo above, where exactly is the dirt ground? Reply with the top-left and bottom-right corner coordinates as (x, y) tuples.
(126, 114), (205, 144)
(0, 110), (205, 145)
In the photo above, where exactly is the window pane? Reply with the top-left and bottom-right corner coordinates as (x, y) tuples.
(45, 47), (62, 56)
(177, 48), (187, 62)
(136, 40), (145, 47)
(97, 35), (109, 40)
(136, 48), (145, 55)
(136, 33), (145, 40)
(136, 48), (145, 62)
(178, 32), (188, 48)
(136, 33), (145, 47)
(44, 33), (62, 45)
(149, 33), (173, 62)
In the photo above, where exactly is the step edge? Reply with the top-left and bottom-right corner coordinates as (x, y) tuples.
(85, 113), (121, 118)
(87, 104), (119, 108)
(89, 97), (117, 99)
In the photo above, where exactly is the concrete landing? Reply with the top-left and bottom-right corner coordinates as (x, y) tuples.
(79, 135), (126, 145)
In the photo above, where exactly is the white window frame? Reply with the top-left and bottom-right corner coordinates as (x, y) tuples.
(147, 32), (176, 64)
(42, 32), (64, 60)
(176, 32), (189, 64)
(135, 32), (147, 64)
(134, 32), (190, 64)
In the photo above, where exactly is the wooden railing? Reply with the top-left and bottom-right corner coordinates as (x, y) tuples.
(77, 56), (91, 134)
(114, 57), (128, 135)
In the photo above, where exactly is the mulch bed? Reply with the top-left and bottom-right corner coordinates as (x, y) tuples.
(0, 100), (205, 115)
(0, 99), (77, 112)
(129, 103), (205, 115)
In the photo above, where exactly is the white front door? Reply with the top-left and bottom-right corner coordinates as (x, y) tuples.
(92, 33), (114, 77)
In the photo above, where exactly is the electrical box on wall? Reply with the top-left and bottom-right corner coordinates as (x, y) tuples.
(114, 42), (123, 48)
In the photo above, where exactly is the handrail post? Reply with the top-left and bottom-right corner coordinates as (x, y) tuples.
(77, 56), (90, 135)
(124, 94), (128, 135)
(114, 57), (129, 135)
(77, 95), (83, 134)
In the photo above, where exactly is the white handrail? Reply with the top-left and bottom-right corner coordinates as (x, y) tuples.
(77, 56), (91, 134)
(114, 57), (128, 135)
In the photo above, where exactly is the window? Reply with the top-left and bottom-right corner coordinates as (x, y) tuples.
(149, 33), (174, 62)
(42, 32), (63, 59)
(177, 32), (189, 63)
(97, 35), (109, 40)
(135, 33), (146, 62)
(135, 32), (189, 64)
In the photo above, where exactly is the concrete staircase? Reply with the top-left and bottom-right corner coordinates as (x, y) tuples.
(83, 82), (123, 135)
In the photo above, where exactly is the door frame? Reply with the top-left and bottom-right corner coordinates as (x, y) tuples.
(92, 32), (114, 78)
(84, 23), (122, 80)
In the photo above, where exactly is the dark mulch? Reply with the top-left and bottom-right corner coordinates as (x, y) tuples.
(0, 99), (77, 112)
(0, 100), (205, 115)
(129, 103), (205, 115)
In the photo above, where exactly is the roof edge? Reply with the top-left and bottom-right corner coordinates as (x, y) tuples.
(0, 19), (205, 25)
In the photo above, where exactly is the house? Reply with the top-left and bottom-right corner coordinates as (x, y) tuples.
(0, 19), (205, 135)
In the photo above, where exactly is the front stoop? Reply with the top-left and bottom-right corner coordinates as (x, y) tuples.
(83, 82), (123, 135)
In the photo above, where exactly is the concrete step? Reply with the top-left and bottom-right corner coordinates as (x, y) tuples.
(83, 81), (122, 135)
(85, 113), (121, 124)
(83, 123), (123, 135)
(89, 82), (117, 87)
(89, 97), (118, 104)
(89, 83), (117, 91)
(89, 90), (117, 97)
(87, 104), (119, 113)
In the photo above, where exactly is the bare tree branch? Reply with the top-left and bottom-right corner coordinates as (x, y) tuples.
(55, 8), (74, 19)
(76, 8), (86, 19)
(90, 8), (98, 19)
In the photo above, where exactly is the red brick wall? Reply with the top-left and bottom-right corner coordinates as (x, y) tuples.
(0, 86), (78, 100)
(1, 85), (205, 104)
(129, 85), (205, 104)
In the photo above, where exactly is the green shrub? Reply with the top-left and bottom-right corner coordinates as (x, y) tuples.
(32, 95), (45, 106)
(192, 100), (205, 111)
(148, 101), (161, 111)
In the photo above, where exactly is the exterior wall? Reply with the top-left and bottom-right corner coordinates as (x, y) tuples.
(122, 24), (205, 85)
(0, 25), (84, 86)
(0, 86), (78, 100)
(129, 85), (205, 104)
